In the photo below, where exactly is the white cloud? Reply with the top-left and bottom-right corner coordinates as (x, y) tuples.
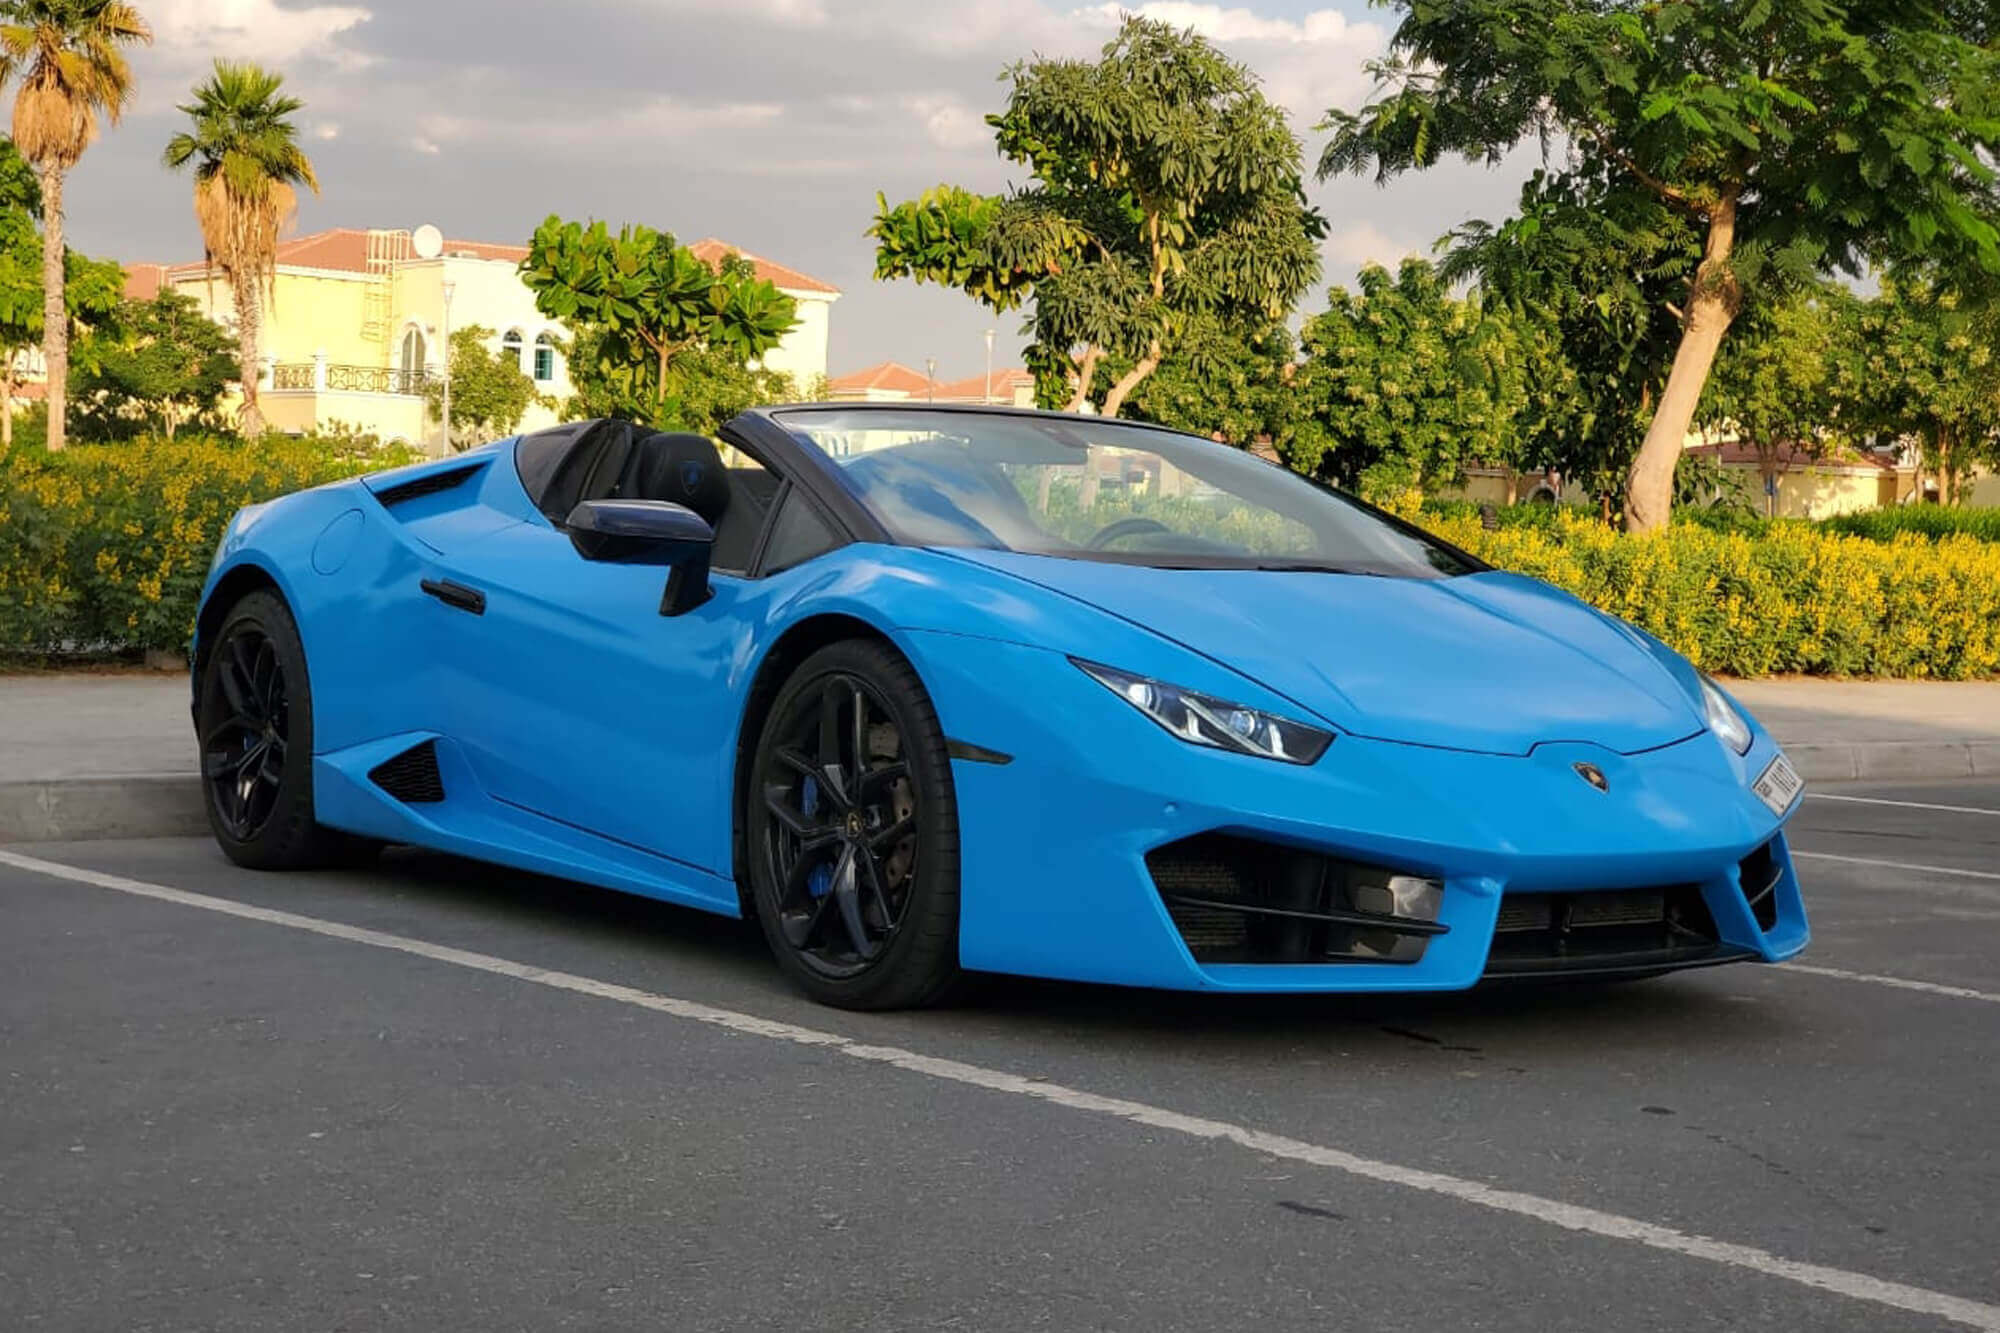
(313, 123), (341, 141)
(1323, 220), (1418, 270)
(901, 95), (994, 152)
(148, 0), (373, 67)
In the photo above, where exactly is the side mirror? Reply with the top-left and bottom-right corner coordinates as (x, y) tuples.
(565, 499), (714, 616)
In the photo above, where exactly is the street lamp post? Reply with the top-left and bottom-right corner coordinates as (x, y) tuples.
(439, 279), (456, 454)
(984, 328), (995, 403)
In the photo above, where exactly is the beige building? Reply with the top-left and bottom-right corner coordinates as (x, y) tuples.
(126, 229), (839, 451)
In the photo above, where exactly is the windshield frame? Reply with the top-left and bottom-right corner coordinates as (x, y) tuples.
(756, 404), (1489, 579)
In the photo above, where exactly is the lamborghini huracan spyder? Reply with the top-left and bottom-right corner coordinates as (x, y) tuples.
(193, 406), (1808, 1008)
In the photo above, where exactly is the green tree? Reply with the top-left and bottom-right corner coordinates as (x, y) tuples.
(1699, 286), (1861, 513)
(0, 135), (120, 448)
(520, 218), (796, 419)
(1444, 169), (1699, 511)
(0, 0), (150, 451)
(162, 60), (320, 436)
(1120, 318), (1297, 447)
(422, 324), (543, 450)
(1845, 278), (2000, 505)
(872, 17), (1324, 416)
(72, 288), (237, 439)
(560, 324), (800, 435)
(1288, 258), (1535, 499)
(1322, 0), (2000, 531)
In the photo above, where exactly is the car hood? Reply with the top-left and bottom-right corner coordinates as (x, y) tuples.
(943, 550), (1705, 756)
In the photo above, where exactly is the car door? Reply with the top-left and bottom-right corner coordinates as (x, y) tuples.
(421, 434), (789, 876)
(422, 515), (755, 876)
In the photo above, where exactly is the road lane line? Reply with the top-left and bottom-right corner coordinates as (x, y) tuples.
(1779, 963), (2000, 1006)
(5, 844), (1998, 1333)
(1806, 793), (2000, 818)
(1792, 851), (2000, 883)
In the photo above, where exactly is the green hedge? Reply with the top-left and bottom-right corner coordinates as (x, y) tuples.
(1, 434), (416, 660)
(1817, 505), (2000, 542)
(1407, 504), (2000, 678)
(5, 438), (1998, 678)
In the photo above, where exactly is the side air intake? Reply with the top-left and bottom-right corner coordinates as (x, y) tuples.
(372, 462), (483, 507)
(368, 740), (445, 803)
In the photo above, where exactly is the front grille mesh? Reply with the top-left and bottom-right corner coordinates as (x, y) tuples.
(1485, 884), (1718, 975)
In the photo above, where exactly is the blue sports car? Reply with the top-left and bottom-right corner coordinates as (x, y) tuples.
(192, 406), (1808, 1008)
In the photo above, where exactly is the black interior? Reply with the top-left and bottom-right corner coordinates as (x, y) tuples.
(520, 420), (778, 572)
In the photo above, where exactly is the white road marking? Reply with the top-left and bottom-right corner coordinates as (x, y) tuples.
(4, 846), (1999, 1333)
(1779, 963), (2000, 1006)
(1807, 793), (2000, 819)
(1792, 850), (2000, 883)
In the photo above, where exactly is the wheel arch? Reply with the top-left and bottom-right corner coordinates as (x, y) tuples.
(193, 560), (289, 696)
(730, 611), (913, 912)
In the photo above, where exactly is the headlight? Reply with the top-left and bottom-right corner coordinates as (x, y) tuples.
(1073, 659), (1333, 764)
(1699, 674), (1753, 756)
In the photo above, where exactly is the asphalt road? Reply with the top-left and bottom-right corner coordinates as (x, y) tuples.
(2, 778), (1996, 1332)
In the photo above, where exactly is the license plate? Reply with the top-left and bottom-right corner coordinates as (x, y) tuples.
(1752, 753), (1804, 816)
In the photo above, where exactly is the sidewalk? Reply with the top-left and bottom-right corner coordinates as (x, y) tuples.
(2, 671), (1996, 841)
(1725, 678), (2000, 781)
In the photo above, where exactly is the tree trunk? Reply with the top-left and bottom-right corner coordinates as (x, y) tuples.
(1, 369), (14, 449)
(233, 265), (264, 436)
(1099, 341), (1161, 419)
(1064, 345), (1102, 413)
(40, 167), (67, 452)
(1624, 195), (1743, 533)
(1504, 470), (1520, 506)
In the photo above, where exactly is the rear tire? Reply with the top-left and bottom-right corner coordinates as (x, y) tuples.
(745, 639), (961, 1010)
(196, 590), (369, 869)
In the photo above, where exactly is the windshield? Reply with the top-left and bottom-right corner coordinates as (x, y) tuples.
(773, 409), (1476, 578)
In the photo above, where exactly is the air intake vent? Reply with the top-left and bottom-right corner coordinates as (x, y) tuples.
(372, 463), (483, 507)
(368, 740), (445, 803)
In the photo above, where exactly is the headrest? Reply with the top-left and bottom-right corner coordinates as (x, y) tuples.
(624, 431), (731, 524)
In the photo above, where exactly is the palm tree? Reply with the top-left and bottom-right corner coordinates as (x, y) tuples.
(0, 0), (150, 451)
(163, 60), (317, 436)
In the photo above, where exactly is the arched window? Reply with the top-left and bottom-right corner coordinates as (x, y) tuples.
(533, 332), (556, 383)
(501, 328), (524, 371)
(399, 326), (427, 379)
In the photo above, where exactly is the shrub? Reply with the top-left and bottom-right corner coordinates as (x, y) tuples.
(1417, 507), (2000, 679)
(0, 433), (418, 660)
(1818, 505), (2000, 543)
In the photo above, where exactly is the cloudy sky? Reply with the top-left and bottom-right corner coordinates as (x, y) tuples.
(68, 0), (1543, 380)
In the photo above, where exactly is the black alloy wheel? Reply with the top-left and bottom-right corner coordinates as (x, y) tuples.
(196, 590), (367, 869)
(747, 640), (960, 1009)
(202, 624), (290, 841)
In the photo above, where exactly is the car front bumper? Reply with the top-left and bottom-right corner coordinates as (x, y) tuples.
(904, 631), (1807, 993)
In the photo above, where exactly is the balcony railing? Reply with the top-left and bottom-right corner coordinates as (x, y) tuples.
(270, 362), (435, 395)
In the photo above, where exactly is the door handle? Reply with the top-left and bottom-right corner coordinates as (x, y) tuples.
(420, 578), (486, 615)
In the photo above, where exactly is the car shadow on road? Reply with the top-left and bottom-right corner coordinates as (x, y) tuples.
(339, 845), (1801, 1063)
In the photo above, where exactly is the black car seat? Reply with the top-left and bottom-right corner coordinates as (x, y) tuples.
(617, 432), (731, 520)
(614, 431), (767, 571)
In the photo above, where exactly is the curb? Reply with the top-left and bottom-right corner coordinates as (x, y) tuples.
(1783, 741), (2000, 784)
(0, 742), (1992, 843)
(0, 776), (206, 843)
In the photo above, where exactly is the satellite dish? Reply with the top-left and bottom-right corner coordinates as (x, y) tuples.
(411, 224), (443, 260)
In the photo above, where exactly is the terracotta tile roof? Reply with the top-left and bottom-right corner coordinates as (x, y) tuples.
(932, 368), (1034, 401)
(133, 229), (838, 297)
(1686, 441), (1901, 472)
(687, 238), (839, 296)
(826, 361), (933, 395)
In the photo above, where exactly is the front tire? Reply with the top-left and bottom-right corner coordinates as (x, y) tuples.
(745, 640), (961, 1009)
(196, 589), (362, 869)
